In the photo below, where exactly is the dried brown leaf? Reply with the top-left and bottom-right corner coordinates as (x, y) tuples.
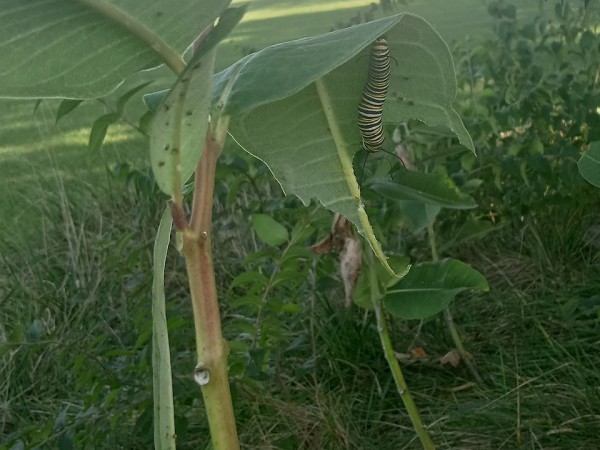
(439, 350), (461, 368)
(410, 347), (427, 359)
(309, 234), (333, 254)
(331, 213), (354, 251)
(340, 236), (361, 307)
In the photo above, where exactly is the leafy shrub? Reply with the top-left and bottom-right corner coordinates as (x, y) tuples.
(453, 0), (600, 230)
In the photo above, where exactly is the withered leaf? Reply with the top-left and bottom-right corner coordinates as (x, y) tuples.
(439, 350), (461, 368)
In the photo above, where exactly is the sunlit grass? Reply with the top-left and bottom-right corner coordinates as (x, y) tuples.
(238, 0), (375, 21)
(0, 98), (147, 251)
(0, 124), (138, 157)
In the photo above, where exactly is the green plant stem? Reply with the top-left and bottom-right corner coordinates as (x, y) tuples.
(369, 264), (435, 450)
(443, 308), (482, 383)
(426, 216), (439, 261)
(77, 0), (186, 75)
(426, 221), (482, 383)
(181, 119), (239, 450)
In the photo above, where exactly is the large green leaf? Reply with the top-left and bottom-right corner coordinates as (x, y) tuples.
(149, 49), (216, 196)
(384, 258), (489, 320)
(215, 14), (474, 273)
(578, 141), (600, 188)
(0, 0), (229, 98)
(368, 171), (477, 209)
(148, 6), (246, 196)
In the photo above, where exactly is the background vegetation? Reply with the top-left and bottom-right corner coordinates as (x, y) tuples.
(1, 0), (599, 449)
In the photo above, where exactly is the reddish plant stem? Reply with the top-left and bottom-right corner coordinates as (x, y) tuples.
(181, 124), (239, 449)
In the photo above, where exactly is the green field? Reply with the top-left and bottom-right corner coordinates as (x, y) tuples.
(2, 1), (599, 449)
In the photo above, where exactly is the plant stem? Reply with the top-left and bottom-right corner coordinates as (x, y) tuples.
(181, 122), (239, 450)
(77, 0), (186, 75)
(443, 308), (482, 383)
(426, 220), (482, 383)
(369, 264), (435, 450)
(426, 215), (439, 262)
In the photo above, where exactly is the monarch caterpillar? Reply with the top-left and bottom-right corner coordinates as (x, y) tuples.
(357, 38), (391, 154)
(356, 38), (405, 185)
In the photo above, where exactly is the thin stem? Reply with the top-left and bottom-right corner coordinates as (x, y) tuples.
(252, 240), (292, 349)
(443, 309), (482, 383)
(181, 118), (239, 450)
(369, 263), (436, 450)
(426, 221), (482, 383)
(426, 217), (439, 262)
(76, 0), (186, 75)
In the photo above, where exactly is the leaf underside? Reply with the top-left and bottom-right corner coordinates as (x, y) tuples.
(149, 50), (216, 196)
(221, 14), (474, 273)
(0, 0), (230, 98)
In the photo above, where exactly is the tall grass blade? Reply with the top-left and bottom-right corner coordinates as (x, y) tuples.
(152, 207), (176, 449)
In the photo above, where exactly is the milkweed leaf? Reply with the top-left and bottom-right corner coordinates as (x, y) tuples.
(88, 112), (120, 152)
(56, 99), (83, 124)
(384, 258), (489, 320)
(215, 14), (474, 274)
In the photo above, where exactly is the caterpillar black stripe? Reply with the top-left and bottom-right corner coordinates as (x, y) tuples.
(358, 38), (391, 153)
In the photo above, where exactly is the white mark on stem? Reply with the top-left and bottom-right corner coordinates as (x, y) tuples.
(193, 363), (210, 386)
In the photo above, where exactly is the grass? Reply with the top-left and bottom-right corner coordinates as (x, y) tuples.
(223, 0), (543, 66)
(2, 0), (600, 449)
(0, 98), (148, 251)
(189, 236), (600, 448)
